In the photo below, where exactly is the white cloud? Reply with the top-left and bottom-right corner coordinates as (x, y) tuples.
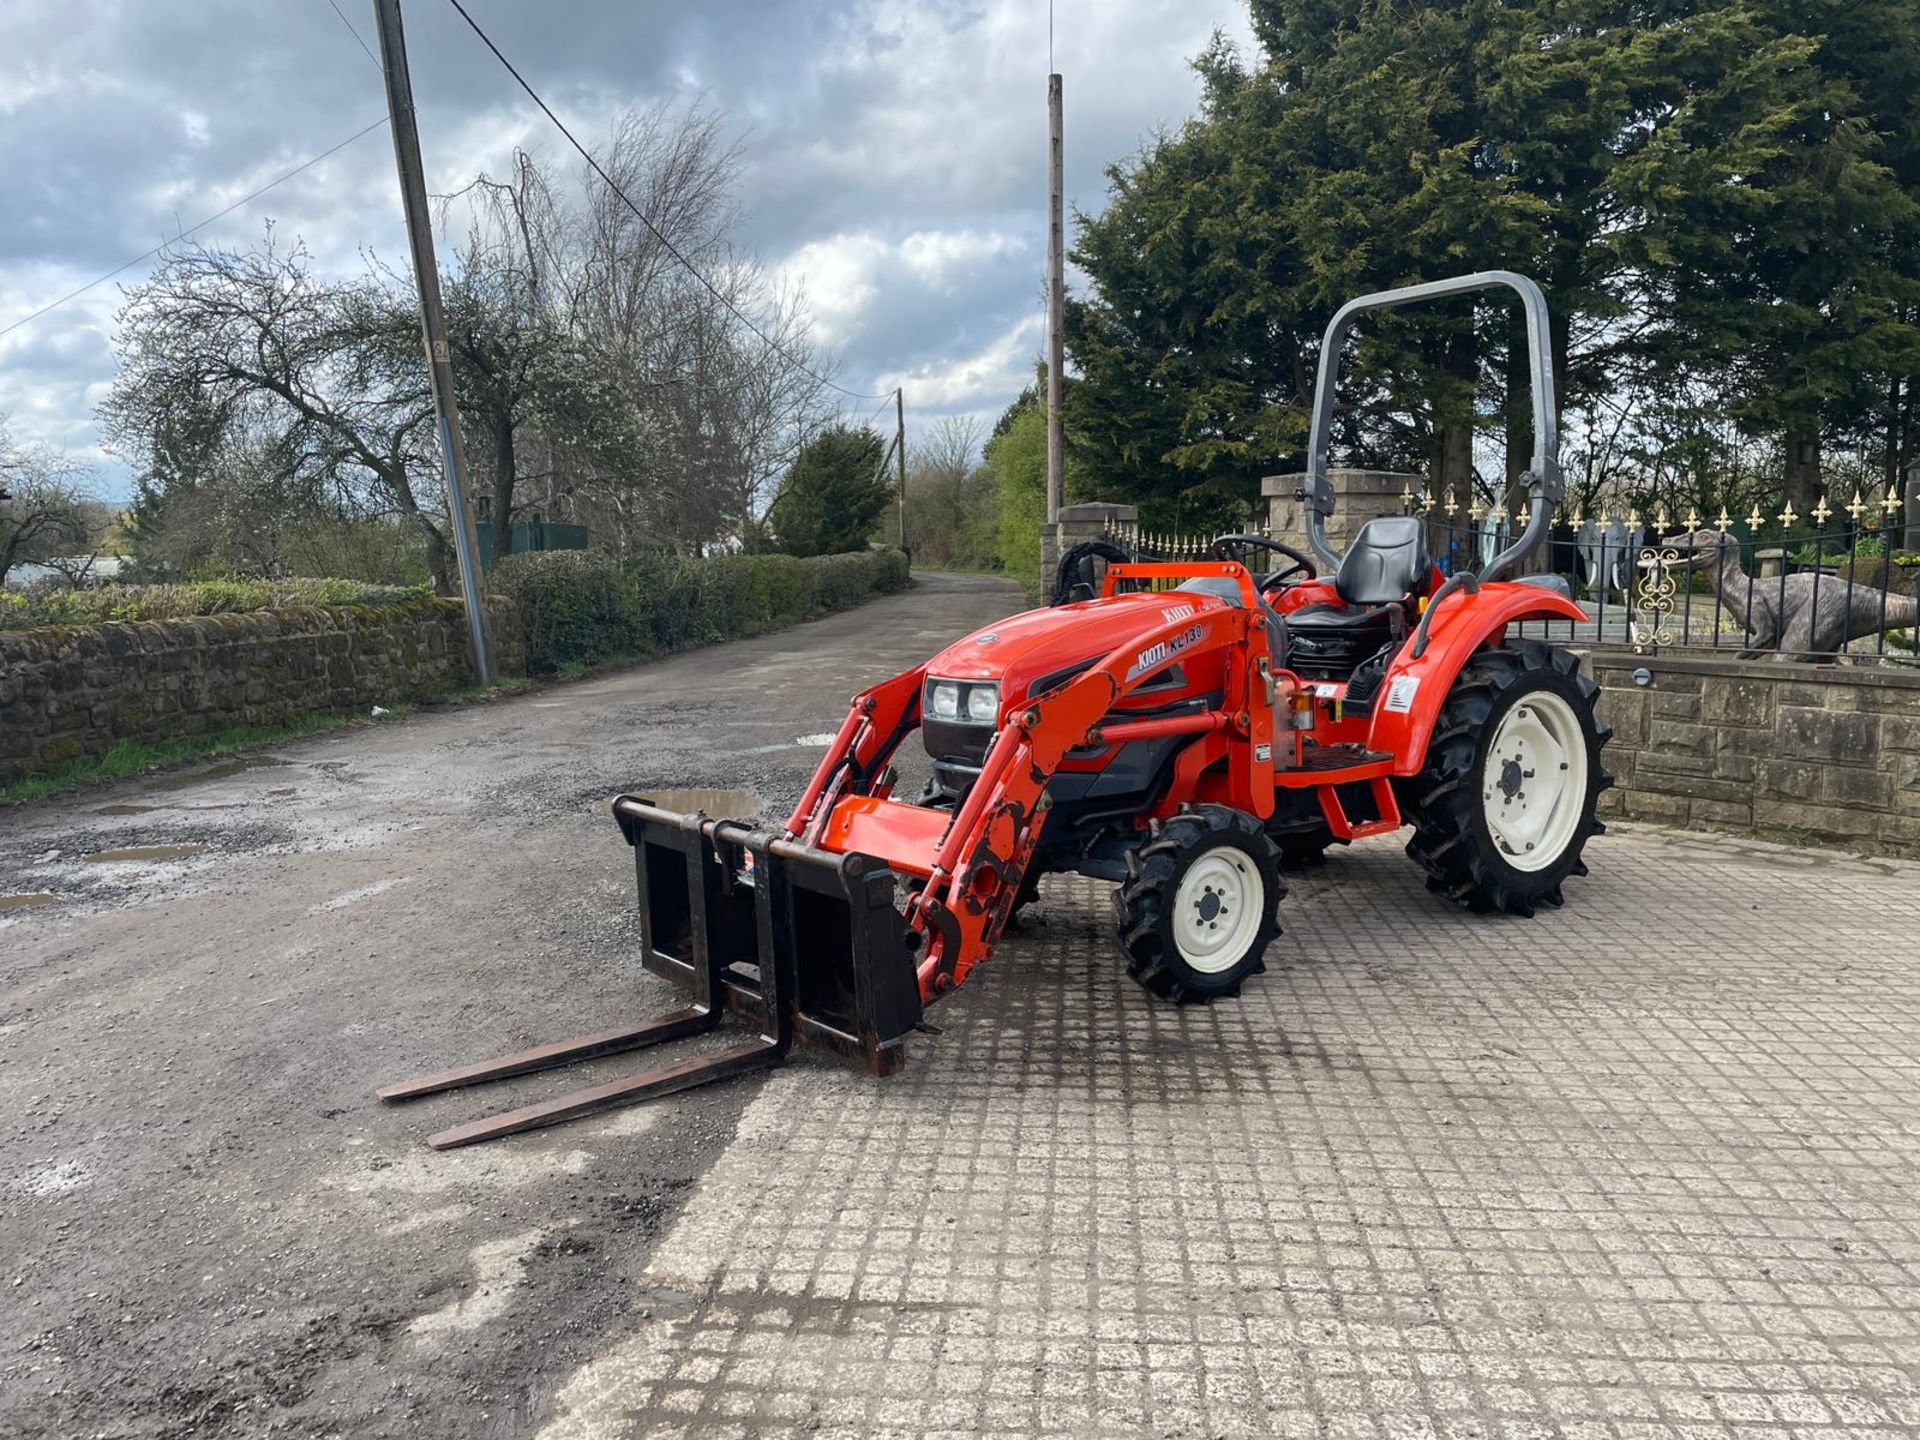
(881, 312), (1043, 411)
(0, 63), (124, 116)
(776, 225), (1029, 349)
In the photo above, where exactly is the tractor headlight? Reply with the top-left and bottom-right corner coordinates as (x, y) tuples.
(925, 678), (999, 726)
(964, 683), (1000, 723)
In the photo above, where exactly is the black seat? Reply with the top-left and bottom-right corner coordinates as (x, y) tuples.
(1332, 515), (1431, 605)
(1285, 516), (1431, 678)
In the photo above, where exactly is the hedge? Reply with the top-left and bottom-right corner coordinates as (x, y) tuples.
(491, 547), (910, 673)
(0, 576), (427, 631)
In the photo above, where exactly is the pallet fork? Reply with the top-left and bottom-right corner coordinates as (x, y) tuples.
(378, 800), (922, 1148)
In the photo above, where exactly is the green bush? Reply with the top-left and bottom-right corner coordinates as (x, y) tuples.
(0, 576), (427, 630)
(496, 547), (910, 674)
(489, 551), (642, 671)
(986, 397), (1047, 586)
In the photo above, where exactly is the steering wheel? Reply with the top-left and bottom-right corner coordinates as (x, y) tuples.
(1210, 534), (1317, 589)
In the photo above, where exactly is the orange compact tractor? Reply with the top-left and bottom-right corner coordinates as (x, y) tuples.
(384, 271), (1611, 1147)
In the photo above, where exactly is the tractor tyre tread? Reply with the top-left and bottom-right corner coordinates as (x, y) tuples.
(1114, 806), (1284, 1004)
(1400, 638), (1610, 916)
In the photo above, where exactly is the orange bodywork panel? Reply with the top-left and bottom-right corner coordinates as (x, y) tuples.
(1365, 582), (1584, 774)
(816, 796), (945, 877)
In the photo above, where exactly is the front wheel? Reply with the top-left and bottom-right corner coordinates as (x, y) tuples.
(1114, 807), (1285, 1002)
(1400, 639), (1612, 916)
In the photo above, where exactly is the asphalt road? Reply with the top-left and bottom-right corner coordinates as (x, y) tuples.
(0, 571), (1027, 1440)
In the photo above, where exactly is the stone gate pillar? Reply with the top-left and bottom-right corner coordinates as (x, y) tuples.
(1262, 469), (1421, 561)
(1040, 501), (1137, 593)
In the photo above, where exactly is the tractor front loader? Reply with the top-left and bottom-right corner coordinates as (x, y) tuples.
(381, 271), (1611, 1148)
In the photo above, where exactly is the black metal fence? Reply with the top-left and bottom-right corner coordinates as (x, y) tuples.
(1105, 489), (1919, 665)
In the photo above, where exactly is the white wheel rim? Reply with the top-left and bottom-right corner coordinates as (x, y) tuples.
(1481, 689), (1588, 873)
(1171, 848), (1264, 973)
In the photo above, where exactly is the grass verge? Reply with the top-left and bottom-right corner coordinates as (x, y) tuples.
(1, 714), (357, 806)
(0, 677), (543, 806)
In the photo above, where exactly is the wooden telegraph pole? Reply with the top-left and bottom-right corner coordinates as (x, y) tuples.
(372, 0), (493, 684)
(1045, 71), (1065, 524)
(895, 387), (908, 550)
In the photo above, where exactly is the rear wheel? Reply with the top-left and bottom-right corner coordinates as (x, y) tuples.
(1114, 807), (1284, 1002)
(1400, 640), (1611, 915)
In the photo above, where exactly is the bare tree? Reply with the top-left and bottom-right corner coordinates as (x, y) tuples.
(102, 231), (453, 587)
(0, 416), (98, 585)
(104, 104), (846, 579)
(904, 415), (993, 567)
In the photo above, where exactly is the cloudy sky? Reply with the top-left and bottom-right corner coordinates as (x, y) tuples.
(0, 0), (1255, 498)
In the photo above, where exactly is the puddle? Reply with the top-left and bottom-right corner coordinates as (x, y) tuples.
(142, 756), (288, 790)
(83, 844), (211, 864)
(626, 788), (763, 818)
(0, 893), (56, 913)
(94, 804), (159, 817)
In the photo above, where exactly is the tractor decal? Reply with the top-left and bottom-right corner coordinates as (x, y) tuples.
(1126, 623), (1205, 681)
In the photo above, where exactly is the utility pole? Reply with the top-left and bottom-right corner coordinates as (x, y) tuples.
(372, 0), (493, 685)
(1045, 71), (1065, 525)
(894, 388), (909, 550)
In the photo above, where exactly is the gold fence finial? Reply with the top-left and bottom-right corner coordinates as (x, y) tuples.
(1778, 499), (1798, 528)
(1812, 494), (1832, 528)
(1716, 506), (1733, 533)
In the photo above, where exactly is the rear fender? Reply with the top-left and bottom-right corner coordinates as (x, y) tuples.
(1366, 583), (1583, 774)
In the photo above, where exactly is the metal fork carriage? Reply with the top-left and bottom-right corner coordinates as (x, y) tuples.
(378, 798), (922, 1149)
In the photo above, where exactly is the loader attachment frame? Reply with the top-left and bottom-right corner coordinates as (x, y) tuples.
(378, 806), (921, 1147)
(615, 799), (923, 1075)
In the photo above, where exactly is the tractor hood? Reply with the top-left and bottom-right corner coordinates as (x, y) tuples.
(923, 590), (1231, 703)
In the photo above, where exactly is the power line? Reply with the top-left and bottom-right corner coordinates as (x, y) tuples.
(323, 0), (382, 68)
(443, 0), (894, 403)
(0, 116), (391, 344)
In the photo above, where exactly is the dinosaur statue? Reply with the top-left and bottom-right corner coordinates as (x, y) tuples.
(1665, 527), (1919, 661)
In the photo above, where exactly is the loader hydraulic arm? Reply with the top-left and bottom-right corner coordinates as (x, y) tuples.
(781, 599), (1272, 1003)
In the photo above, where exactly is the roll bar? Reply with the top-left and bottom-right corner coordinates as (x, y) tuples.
(1302, 270), (1562, 583)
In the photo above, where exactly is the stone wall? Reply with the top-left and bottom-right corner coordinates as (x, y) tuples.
(1587, 649), (1920, 857)
(0, 598), (523, 785)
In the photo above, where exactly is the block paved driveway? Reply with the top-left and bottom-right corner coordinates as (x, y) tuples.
(544, 832), (1920, 1435)
(6, 571), (1920, 1439)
